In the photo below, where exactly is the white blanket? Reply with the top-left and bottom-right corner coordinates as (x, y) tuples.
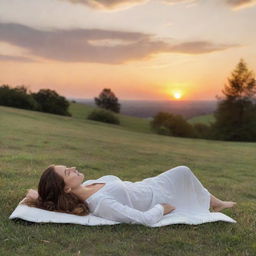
(9, 198), (236, 227)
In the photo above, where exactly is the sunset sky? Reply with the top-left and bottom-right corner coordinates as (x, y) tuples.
(0, 0), (256, 100)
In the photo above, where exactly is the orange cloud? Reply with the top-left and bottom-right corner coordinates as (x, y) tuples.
(225, 0), (256, 10)
(0, 23), (239, 64)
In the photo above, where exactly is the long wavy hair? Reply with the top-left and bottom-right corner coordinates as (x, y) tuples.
(22, 165), (90, 216)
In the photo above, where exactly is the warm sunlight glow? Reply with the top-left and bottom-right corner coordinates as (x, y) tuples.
(164, 84), (187, 100)
(169, 90), (184, 100)
(173, 91), (182, 99)
(1, 0), (255, 101)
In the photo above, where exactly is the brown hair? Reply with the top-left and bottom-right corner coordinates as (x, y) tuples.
(22, 165), (90, 216)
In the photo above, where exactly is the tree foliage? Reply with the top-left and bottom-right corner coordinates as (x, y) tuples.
(0, 84), (39, 110)
(94, 88), (121, 113)
(32, 89), (71, 116)
(212, 59), (256, 141)
(221, 59), (256, 100)
(0, 85), (71, 116)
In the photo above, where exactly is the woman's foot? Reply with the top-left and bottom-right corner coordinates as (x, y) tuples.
(212, 201), (237, 212)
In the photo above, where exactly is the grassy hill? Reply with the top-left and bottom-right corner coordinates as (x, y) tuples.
(1, 105), (255, 256)
(69, 102), (152, 134)
(187, 113), (215, 125)
(69, 102), (214, 132)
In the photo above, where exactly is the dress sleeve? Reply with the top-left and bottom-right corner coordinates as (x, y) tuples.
(94, 197), (164, 226)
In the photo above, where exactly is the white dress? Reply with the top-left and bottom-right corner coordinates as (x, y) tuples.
(82, 165), (211, 226)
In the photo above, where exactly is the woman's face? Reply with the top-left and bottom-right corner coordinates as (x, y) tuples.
(54, 165), (84, 191)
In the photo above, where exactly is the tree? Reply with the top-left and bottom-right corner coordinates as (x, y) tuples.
(0, 84), (39, 110)
(94, 88), (121, 113)
(32, 89), (71, 116)
(212, 59), (256, 141)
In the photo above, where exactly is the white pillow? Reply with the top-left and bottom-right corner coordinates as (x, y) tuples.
(9, 198), (237, 227)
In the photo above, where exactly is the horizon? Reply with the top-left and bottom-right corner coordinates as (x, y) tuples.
(0, 1), (256, 101)
(68, 97), (218, 102)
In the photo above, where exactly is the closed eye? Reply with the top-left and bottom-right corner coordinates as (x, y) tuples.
(64, 168), (70, 176)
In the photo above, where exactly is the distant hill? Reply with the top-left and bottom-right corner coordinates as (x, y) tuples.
(69, 98), (218, 120)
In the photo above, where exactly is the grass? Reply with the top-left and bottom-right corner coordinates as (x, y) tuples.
(0, 105), (255, 256)
(69, 102), (152, 134)
(188, 114), (215, 125)
(187, 113), (215, 125)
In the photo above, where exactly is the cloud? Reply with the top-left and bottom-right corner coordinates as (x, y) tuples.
(0, 54), (36, 62)
(0, 23), (239, 64)
(161, 0), (197, 6)
(61, 0), (148, 10)
(169, 41), (237, 54)
(61, 0), (197, 10)
(225, 0), (256, 10)
(161, 0), (256, 10)
(62, 0), (256, 11)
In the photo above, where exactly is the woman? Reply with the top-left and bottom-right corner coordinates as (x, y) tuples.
(24, 165), (236, 226)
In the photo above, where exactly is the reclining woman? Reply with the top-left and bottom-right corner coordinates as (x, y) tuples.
(24, 165), (236, 226)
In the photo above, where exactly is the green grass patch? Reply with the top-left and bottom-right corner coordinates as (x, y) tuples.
(188, 114), (215, 125)
(0, 105), (255, 256)
(69, 102), (152, 134)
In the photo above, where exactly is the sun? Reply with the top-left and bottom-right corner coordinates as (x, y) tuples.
(173, 91), (183, 100)
(164, 86), (185, 100)
(174, 92), (182, 99)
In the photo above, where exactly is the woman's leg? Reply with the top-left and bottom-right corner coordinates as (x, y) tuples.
(210, 194), (237, 212)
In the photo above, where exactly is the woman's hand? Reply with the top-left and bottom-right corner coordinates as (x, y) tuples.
(160, 203), (176, 215)
(26, 189), (39, 200)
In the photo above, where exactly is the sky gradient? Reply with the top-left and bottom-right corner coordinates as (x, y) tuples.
(0, 0), (256, 100)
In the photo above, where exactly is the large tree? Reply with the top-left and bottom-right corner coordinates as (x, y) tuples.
(212, 59), (256, 141)
(32, 89), (71, 116)
(94, 88), (121, 113)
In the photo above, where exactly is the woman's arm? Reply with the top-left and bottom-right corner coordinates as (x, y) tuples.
(94, 197), (165, 226)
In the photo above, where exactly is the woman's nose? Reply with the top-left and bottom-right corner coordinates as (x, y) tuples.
(72, 167), (78, 173)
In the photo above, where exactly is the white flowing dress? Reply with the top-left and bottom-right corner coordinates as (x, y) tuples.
(82, 166), (211, 226)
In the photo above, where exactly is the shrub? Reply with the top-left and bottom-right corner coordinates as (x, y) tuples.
(0, 84), (39, 110)
(150, 112), (196, 138)
(192, 123), (213, 139)
(87, 109), (120, 125)
(32, 89), (71, 116)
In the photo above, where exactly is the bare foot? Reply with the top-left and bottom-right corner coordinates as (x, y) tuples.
(212, 201), (237, 212)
